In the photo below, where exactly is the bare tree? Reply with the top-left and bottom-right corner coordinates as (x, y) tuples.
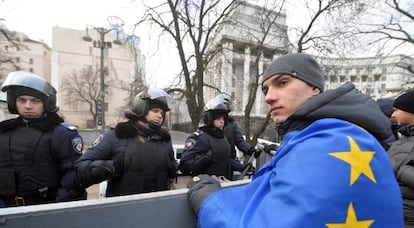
(107, 37), (147, 114)
(137, 0), (243, 131)
(220, 0), (288, 145)
(354, 0), (414, 71)
(61, 66), (100, 125)
(289, 0), (368, 56)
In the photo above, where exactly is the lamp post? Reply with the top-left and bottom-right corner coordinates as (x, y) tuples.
(82, 18), (124, 131)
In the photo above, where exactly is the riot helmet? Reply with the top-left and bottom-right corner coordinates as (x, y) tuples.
(125, 88), (171, 124)
(1, 71), (58, 114)
(214, 93), (232, 111)
(199, 96), (230, 128)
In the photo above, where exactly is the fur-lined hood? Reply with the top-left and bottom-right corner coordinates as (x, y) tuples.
(0, 113), (64, 132)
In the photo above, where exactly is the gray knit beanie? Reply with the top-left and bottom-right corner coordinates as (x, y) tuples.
(394, 90), (414, 114)
(261, 53), (325, 92)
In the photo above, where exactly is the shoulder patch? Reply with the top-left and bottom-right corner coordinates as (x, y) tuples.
(71, 136), (83, 154)
(193, 130), (203, 137)
(59, 122), (78, 131)
(92, 134), (103, 147)
(184, 138), (196, 150)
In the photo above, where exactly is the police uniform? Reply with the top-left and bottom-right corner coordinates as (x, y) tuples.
(0, 71), (85, 207)
(75, 121), (177, 197)
(0, 113), (85, 207)
(76, 88), (177, 196)
(180, 128), (232, 180)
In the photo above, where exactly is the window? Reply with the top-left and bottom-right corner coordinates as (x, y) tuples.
(29, 68), (33, 73)
(16, 57), (20, 63)
(29, 58), (33, 64)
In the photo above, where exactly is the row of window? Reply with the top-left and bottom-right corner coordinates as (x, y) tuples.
(324, 67), (387, 75)
(14, 57), (34, 64)
(325, 74), (384, 83)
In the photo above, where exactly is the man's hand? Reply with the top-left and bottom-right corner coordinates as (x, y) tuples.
(247, 147), (262, 158)
(263, 144), (278, 155)
(187, 174), (222, 215)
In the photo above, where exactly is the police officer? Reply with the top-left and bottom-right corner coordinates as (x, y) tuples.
(179, 97), (233, 180)
(0, 71), (85, 207)
(214, 94), (260, 172)
(75, 88), (177, 197)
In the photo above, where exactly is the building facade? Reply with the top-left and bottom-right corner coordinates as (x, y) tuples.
(170, 2), (414, 140)
(0, 30), (52, 121)
(52, 26), (145, 128)
(321, 55), (414, 99)
(204, 2), (289, 118)
(0, 30), (52, 83)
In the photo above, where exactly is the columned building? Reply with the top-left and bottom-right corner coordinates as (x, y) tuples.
(321, 55), (414, 99)
(204, 2), (289, 118)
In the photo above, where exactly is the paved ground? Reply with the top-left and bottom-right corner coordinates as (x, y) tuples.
(86, 176), (192, 199)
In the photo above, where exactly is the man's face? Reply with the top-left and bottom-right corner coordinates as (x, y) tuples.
(262, 75), (320, 124)
(16, 95), (44, 118)
(391, 108), (414, 125)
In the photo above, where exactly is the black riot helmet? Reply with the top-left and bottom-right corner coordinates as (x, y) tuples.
(1, 71), (58, 114)
(125, 88), (171, 123)
(199, 96), (230, 128)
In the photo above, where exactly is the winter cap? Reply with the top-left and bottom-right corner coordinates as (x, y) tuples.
(261, 53), (325, 92)
(14, 87), (46, 100)
(393, 90), (414, 114)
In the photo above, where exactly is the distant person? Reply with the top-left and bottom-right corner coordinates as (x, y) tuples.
(214, 94), (260, 173)
(387, 90), (414, 227)
(75, 88), (177, 197)
(377, 97), (400, 141)
(0, 71), (85, 207)
(186, 53), (403, 227)
(179, 96), (233, 180)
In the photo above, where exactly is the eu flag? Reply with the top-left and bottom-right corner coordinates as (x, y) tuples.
(198, 118), (403, 228)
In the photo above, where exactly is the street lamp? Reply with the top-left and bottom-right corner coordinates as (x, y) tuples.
(82, 17), (124, 131)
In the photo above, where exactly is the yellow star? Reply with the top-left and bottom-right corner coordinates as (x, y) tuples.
(326, 202), (375, 228)
(329, 136), (376, 186)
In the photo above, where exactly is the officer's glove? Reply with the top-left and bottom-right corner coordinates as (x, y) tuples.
(246, 147), (262, 158)
(263, 144), (278, 155)
(192, 152), (212, 173)
(112, 155), (124, 175)
(90, 166), (112, 183)
(187, 174), (222, 215)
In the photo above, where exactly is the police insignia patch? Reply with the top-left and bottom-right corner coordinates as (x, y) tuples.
(71, 136), (83, 154)
(185, 138), (196, 150)
(92, 135), (103, 147)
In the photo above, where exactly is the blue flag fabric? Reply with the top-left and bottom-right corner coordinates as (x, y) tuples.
(198, 118), (403, 228)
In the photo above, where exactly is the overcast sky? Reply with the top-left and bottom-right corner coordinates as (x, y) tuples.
(0, 0), (351, 87)
(0, 0), (181, 88)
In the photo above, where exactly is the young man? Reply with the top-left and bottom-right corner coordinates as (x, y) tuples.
(75, 88), (177, 197)
(187, 53), (403, 227)
(0, 71), (85, 207)
(387, 90), (414, 227)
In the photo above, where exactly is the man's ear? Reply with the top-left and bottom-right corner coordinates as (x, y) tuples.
(312, 87), (321, 96)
